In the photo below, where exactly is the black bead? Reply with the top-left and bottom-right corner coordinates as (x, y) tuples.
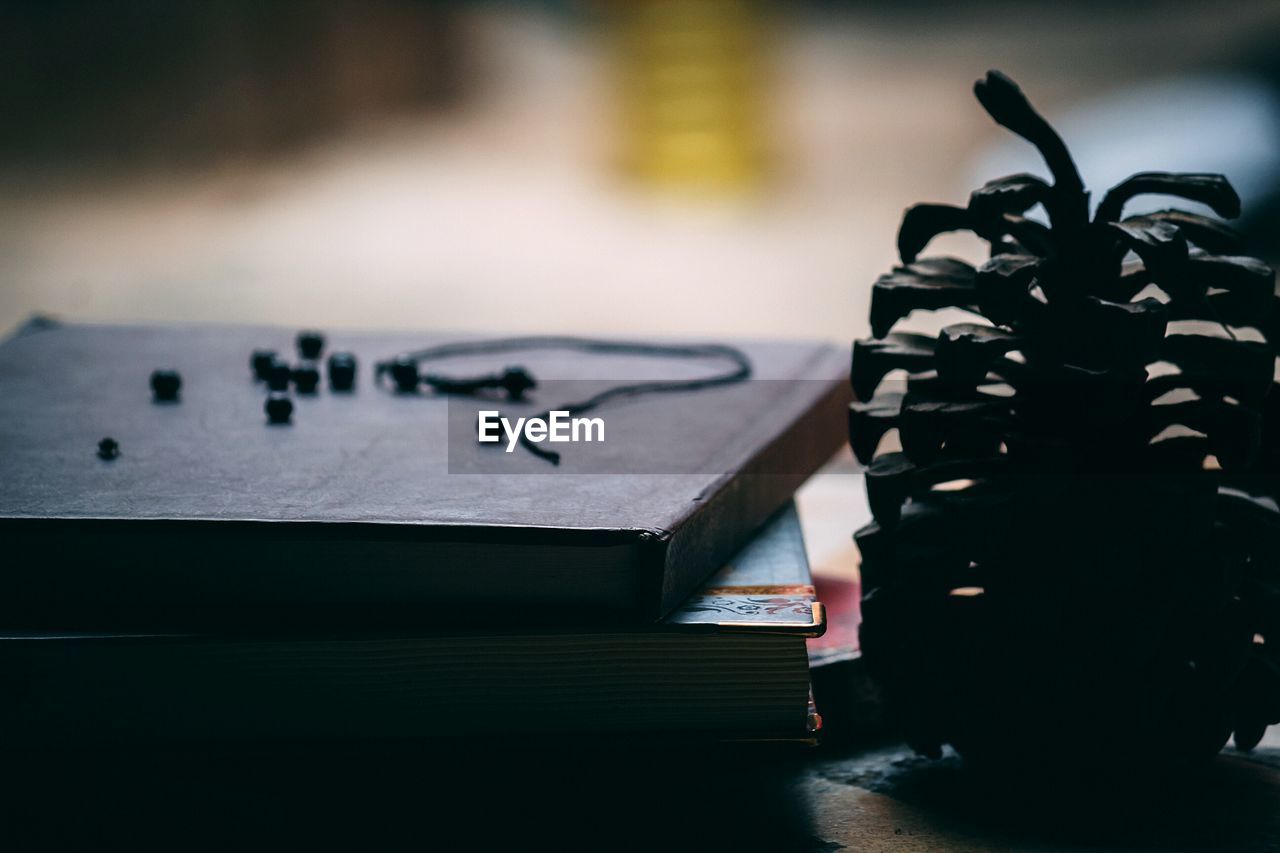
(150, 369), (181, 402)
(251, 349), (277, 381)
(501, 366), (536, 400)
(328, 352), (357, 391)
(297, 330), (325, 360)
(265, 359), (292, 392)
(97, 437), (119, 460)
(265, 392), (294, 425)
(389, 357), (420, 393)
(292, 361), (321, 394)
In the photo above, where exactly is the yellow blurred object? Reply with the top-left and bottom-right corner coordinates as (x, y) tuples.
(613, 0), (769, 191)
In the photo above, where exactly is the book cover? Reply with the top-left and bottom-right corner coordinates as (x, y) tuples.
(0, 321), (847, 627)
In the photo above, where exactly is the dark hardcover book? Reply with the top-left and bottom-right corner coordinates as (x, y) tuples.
(0, 321), (847, 628)
(0, 504), (824, 743)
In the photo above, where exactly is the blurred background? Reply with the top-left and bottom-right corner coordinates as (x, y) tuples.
(3, 0), (1280, 344)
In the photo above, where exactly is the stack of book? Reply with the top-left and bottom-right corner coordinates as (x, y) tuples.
(0, 322), (848, 743)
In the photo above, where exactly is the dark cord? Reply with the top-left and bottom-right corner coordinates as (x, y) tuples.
(374, 336), (752, 465)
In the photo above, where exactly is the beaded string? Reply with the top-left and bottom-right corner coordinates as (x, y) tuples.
(374, 336), (752, 464)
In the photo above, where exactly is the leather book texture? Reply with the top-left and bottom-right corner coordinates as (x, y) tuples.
(0, 321), (848, 628)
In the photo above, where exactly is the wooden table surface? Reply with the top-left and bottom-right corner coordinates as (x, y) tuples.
(5, 737), (1276, 851)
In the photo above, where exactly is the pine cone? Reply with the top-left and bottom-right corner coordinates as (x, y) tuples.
(852, 71), (1280, 771)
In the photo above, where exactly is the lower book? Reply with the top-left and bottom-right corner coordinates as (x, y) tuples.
(1, 504), (823, 744)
